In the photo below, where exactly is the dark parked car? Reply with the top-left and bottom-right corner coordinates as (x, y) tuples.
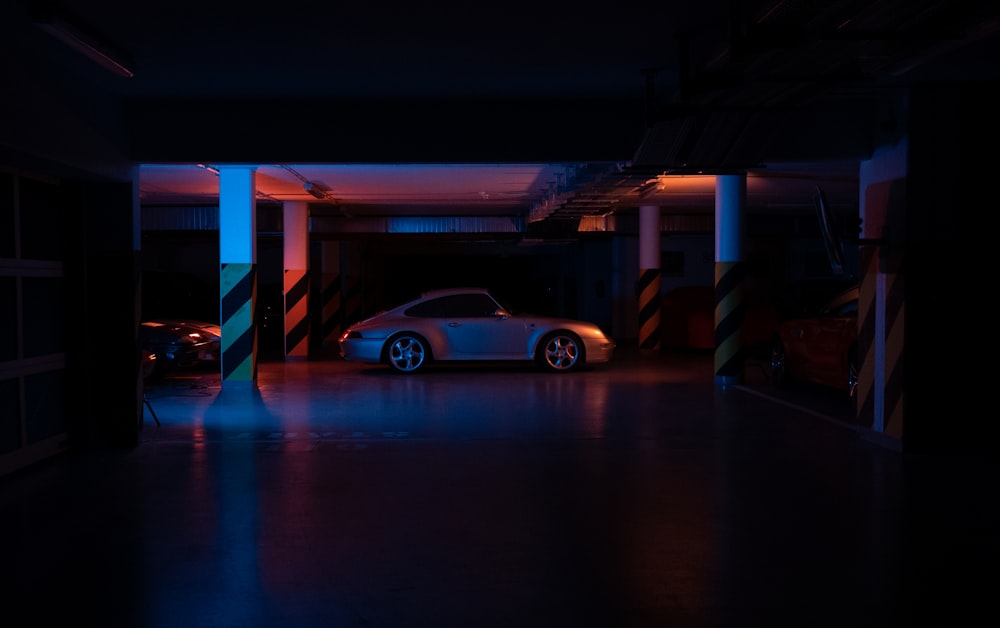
(140, 319), (222, 378)
(770, 284), (859, 398)
(141, 348), (157, 380)
(339, 287), (615, 373)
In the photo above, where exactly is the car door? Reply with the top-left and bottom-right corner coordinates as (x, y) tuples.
(436, 294), (527, 357)
(789, 293), (857, 386)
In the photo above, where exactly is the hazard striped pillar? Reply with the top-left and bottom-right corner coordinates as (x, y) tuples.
(637, 204), (661, 351)
(880, 255), (905, 439)
(858, 164), (906, 442)
(714, 174), (746, 386)
(856, 246), (877, 429)
(219, 167), (258, 388)
(858, 241), (905, 438)
(283, 201), (309, 358)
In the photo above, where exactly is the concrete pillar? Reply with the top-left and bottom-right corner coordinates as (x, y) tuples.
(714, 173), (746, 387)
(638, 204), (661, 351)
(219, 166), (258, 388)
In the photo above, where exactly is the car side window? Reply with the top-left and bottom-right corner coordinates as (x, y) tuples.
(405, 294), (499, 318)
(405, 299), (443, 317)
(439, 294), (499, 317)
(837, 300), (858, 316)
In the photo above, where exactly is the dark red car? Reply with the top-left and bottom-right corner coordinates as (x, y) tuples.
(770, 285), (859, 398)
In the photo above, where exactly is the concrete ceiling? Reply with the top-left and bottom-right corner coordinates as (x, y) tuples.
(10, 0), (1000, 223)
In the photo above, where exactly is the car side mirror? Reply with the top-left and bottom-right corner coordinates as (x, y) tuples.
(495, 309), (509, 320)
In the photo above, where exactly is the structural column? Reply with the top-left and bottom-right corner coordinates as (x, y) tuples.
(714, 174), (746, 387)
(283, 201), (310, 358)
(858, 142), (906, 438)
(637, 204), (661, 351)
(219, 166), (258, 388)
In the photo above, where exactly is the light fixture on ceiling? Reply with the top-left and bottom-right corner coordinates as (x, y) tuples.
(32, 6), (135, 78)
(303, 181), (330, 200)
(279, 165), (333, 201)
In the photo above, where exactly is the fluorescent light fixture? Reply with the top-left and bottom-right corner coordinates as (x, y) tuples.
(303, 181), (329, 199)
(33, 7), (135, 78)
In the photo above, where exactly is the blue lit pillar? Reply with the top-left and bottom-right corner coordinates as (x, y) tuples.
(282, 201), (310, 358)
(714, 173), (746, 387)
(638, 204), (661, 351)
(219, 166), (258, 388)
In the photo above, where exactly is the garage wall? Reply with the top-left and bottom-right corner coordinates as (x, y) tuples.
(1, 10), (140, 476)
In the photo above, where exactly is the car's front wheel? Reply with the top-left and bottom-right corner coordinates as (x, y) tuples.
(385, 333), (429, 373)
(538, 332), (583, 372)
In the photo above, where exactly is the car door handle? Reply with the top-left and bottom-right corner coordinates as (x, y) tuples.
(448, 322), (461, 327)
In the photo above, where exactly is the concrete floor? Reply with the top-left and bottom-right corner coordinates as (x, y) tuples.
(1, 347), (996, 627)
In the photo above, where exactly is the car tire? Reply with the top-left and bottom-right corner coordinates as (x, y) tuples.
(770, 338), (789, 387)
(537, 332), (583, 372)
(385, 333), (429, 373)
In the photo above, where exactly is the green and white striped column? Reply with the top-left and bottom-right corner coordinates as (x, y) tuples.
(219, 167), (258, 388)
(714, 174), (746, 387)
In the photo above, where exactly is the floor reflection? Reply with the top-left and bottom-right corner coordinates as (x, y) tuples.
(4, 349), (991, 626)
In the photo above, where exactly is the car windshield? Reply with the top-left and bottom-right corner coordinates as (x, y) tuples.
(821, 287), (859, 317)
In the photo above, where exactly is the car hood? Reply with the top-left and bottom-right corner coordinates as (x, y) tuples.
(140, 320), (221, 344)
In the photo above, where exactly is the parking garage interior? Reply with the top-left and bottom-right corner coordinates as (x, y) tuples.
(2, 2), (999, 624)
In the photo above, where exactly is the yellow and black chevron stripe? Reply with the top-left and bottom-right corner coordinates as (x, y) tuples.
(220, 262), (257, 384)
(856, 246), (876, 428)
(714, 261), (745, 379)
(637, 268), (661, 351)
(284, 268), (309, 357)
(858, 245), (904, 437)
(882, 268), (904, 438)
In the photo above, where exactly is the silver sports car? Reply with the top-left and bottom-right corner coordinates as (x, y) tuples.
(338, 287), (616, 373)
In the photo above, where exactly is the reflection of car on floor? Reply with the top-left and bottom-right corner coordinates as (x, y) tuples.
(339, 287), (616, 373)
(770, 284), (859, 398)
(140, 319), (222, 378)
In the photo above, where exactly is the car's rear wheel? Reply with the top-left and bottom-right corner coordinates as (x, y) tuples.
(770, 338), (789, 387)
(538, 332), (583, 372)
(385, 333), (429, 373)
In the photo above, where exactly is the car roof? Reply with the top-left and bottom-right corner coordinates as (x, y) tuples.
(418, 287), (492, 299)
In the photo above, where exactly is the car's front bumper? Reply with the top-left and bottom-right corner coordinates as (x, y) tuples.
(583, 339), (616, 364)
